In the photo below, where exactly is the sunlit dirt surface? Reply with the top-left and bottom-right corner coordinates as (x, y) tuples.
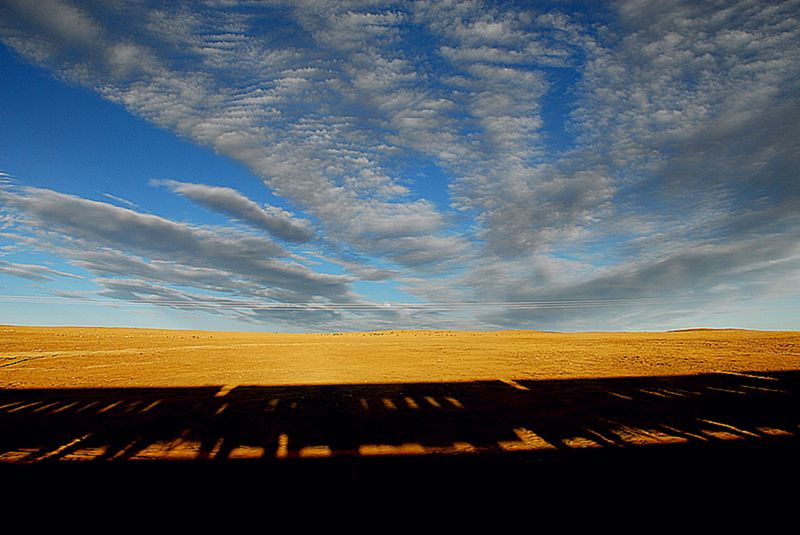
(2, 326), (798, 388)
(2, 326), (799, 510)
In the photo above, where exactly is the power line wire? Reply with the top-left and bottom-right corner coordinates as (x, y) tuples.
(0, 294), (709, 312)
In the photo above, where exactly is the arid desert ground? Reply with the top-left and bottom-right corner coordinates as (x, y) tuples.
(3, 326), (798, 388)
(2, 325), (799, 493)
(2, 324), (800, 513)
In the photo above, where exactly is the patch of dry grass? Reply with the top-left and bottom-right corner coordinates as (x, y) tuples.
(1, 326), (798, 388)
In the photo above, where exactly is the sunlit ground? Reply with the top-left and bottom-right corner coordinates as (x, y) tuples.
(1, 326), (798, 465)
(3, 326), (798, 388)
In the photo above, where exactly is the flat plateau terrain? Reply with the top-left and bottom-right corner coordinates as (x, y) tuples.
(2, 325), (799, 507)
(2, 326), (799, 388)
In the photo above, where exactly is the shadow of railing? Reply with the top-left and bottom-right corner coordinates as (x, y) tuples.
(2, 370), (798, 467)
(5, 370), (800, 512)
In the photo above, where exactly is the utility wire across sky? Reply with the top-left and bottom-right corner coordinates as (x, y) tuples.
(0, 294), (712, 311)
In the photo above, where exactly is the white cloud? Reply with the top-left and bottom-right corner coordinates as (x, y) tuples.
(151, 179), (315, 243)
(101, 193), (138, 209)
(306, 252), (398, 281)
(1, 0), (101, 48)
(0, 186), (354, 302)
(0, 259), (80, 282)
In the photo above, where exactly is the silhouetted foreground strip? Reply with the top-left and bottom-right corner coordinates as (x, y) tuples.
(1, 371), (799, 500)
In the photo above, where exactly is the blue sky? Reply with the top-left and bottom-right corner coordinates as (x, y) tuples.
(0, 0), (798, 332)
